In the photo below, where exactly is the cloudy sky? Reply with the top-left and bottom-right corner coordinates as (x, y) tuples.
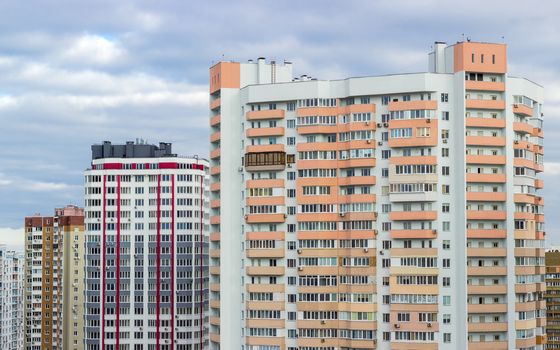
(1, 0), (559, 249)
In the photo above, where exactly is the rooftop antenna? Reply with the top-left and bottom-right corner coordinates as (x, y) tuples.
(461, 33), (465, 42)
(501, 35), (505, 43)
(467, 36), (471, 42)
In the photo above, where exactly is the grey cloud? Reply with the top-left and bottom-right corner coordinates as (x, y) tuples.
(0, 0), (559, 245)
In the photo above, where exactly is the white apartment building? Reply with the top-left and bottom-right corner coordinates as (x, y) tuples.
(209, 41), (546, 349)
(83, 141), (209, 350)
(0, 245), (24, 350)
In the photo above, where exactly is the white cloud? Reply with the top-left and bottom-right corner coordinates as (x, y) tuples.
(60, 34), (127, 65)
(26, 181), (77, 192)
(0, 95), (17, 109)
(545, 162), (560, 176)
(0, 173), (12, 186)
(0, 227), (24, 250)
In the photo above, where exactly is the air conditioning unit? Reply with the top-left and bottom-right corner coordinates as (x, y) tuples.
(363, 248), (368, 253)
(383, 123), (389, 127)
(427, 322), (432, 328)
(513, 103), (519, 107)
(426, 119), (431, 123)
(379, 251), (384, 255)
(366, 140), (372, 144)
(339, 212), (345, 217)
(365, 121), (370, 126)
(442, 139), (448, 143)
(394, 324), (400, 329)
(238, 167), (244, 172)
(514, 140), (519, 144)
(378, 141), (383, 146)
(321, 339), (326, 343)
(321, 320), (326, 325)
(298, 266), (304, 271)
(432, 230), (437, 234)
(377, 123), (383, 127)
(297, 249), (302, 254)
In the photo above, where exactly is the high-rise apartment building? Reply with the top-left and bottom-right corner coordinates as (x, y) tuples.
(83, 141), (209, 350)
(209, 41), (546, 349)
(546, 248), (560, 349)
(24, 205), (85, 350)
(0, 245), (24, 350)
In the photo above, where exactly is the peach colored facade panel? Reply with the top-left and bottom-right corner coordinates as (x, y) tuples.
(453, 42), (507, 73)
(209, 62), (240, 93)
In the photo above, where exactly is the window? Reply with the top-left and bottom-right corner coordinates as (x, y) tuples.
(443, 259), (450, 268)
(443, 240), (450, 249)
(287, 119), (296, 128)
(442, 166), (449, 175)
(382, 168), (389, 177)
(443, 314), (451, 324)
(441, 93), (448, 102)
(444, 333), (451, 343)
(382, 150), (391, 159)
(443, 277), (450, 286)
(441, 129), (449, 139)
(442, 203), (450, 213)
(416, 127), (430, 137)
(442, 111), (449, 120)
(397, 313), (410, 322)
(442, 185), (450, 194)
(442, 148), (449, 157)
(382, 96), (390, 105)
(492, 54), (496, 64)
(287, 137), (295, 145)
(443, 296), (451, 306)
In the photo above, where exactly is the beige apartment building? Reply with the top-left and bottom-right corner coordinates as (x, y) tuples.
(24, 205), (85, 350)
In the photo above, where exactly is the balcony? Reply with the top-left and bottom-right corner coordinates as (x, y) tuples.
(466, 191), (506, 201)
(246, 127), (285, 138)
(245, 214), (286, 224)
(210, 114), (221, 127)
(468, 322), (508, 332)
(466, 135), (506, 146)
(467, 284), (507, 294)
(246, 266), (285, 276)
(389, 191), (438, 203)
(389, 211), (437, 221)
(467, 303), (508, 313)
(390, 229), (437, 239)
(513, 103), (533, 117)
(388, 100), (438, 111)
(245, 144), (285, 153)
(465, 117), (506, 128)
(246, 109), (285, 120)
(466, 173), (506, 183)
(467, 247), (507, 257)
(244, 151), (287, 172)
(210, 98), (221, 111)
(465, 80), (505, 91)
(466, 210), (506, 220)
(467, 266), (507, 276)
(466, 155), (506, 165)
(465, 99), (506, 110)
